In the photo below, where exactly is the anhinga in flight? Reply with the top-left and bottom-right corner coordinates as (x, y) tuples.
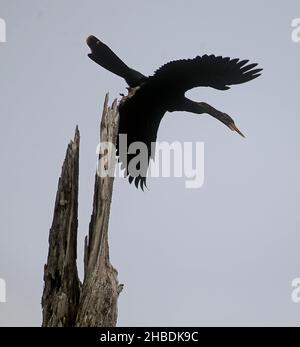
(87, 35), (262, 190)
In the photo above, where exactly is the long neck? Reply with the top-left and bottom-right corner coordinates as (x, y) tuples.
(180, 98), (222, 118)
(177, 98), (205, 114)
(177, 98), (244, 137)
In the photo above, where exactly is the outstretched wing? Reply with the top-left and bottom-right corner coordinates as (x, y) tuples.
(117, 86), (166, 190)
(152, 55), (262, 93)
(87, 35), (147, 87)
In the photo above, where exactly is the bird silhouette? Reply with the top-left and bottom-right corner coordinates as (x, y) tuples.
(87, 35), (262, 190)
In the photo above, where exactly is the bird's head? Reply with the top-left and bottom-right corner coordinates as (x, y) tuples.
(213, 112), (245, 138)
(195, 102), (245, 138)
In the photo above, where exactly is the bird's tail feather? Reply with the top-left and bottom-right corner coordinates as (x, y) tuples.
(86, 35), (145, 87)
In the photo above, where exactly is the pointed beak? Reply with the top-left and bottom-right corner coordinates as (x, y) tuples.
(228, 122), (245, 138)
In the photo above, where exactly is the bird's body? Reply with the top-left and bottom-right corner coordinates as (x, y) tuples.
(87, 36), (262, 189)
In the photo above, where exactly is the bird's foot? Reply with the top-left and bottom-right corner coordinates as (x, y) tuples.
(119, 86), (140, 106)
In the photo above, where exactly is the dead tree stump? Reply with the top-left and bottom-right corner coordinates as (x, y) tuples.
(42, 94), (122, 327)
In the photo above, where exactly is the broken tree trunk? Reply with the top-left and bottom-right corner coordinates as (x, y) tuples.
(42, 94), (122, 327)
(41, 126), (81, 327)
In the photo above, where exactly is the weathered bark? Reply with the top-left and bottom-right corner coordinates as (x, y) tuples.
(76, 95), (121, 327)
(42, 94), (122, 327)
(42, 127), (81, 327)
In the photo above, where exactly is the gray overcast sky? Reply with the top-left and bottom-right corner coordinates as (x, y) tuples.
(0, 0), (300, 326)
